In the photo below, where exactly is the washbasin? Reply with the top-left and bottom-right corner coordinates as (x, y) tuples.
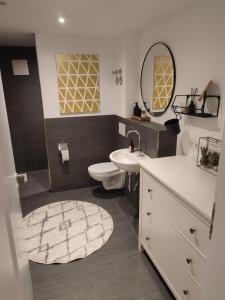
(109, 148), (145, 173)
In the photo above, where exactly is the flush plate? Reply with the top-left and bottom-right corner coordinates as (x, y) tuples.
(118, 122), (126, 136)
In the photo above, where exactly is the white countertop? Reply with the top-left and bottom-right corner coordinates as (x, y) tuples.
(138, 155), (216, 223)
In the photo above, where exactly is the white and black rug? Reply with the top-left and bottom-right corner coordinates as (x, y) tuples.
(23, 201), (113, 264)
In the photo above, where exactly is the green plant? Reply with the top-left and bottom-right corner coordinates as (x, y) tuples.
(208, 151), (220, 167)
(200, 146), (209, 166)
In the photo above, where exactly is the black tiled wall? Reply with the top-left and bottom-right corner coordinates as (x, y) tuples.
(0, 47), (47, 172)
(45, 115), (177, 192)
(45, 115), (117, 192)
(116, 116), (177, 158)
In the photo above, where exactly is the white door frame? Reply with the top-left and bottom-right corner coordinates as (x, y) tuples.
(0, 71), (33, 300)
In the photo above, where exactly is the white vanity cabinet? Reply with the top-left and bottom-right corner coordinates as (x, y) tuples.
(138, 156), (216, 300)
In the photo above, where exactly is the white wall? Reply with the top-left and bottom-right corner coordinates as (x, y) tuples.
(139, 0), (225, 157)
(35, 0), (225, 159)
(35, 34), (119, 119)
(116, 32), (140, 118)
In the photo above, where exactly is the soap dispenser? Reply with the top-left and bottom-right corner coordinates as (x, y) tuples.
(129, 140), (135, 153)
(133, 102), (142, 117)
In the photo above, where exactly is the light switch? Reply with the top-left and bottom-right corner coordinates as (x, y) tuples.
(118, 122), (126, 137)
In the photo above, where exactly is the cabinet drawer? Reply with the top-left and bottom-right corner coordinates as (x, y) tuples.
(140, 197), (152, 244)
(141, 197), (206, 287)
(142, 170), (209, 257)
(142, 200), (202, 300)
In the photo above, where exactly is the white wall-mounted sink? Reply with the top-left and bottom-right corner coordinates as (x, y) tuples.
(110, 148), (146, 174)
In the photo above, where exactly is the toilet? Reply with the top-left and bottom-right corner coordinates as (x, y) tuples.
(88, 162), (125, 190)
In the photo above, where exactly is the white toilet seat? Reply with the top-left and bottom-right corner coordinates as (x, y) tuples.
(88, 162), (125, 190)
(88, 162), (120, 175)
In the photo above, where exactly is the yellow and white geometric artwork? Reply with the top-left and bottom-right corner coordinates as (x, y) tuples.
(56, 53), (100, 114)
(152, 56), (174, 111)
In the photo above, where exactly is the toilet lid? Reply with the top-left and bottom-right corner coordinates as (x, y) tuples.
(88, 162), (120, 175)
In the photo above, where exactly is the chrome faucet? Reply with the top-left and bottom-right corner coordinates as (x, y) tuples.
(126, 129), (143, 156)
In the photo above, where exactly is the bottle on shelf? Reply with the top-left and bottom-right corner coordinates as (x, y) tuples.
(133, 102), (142, 117)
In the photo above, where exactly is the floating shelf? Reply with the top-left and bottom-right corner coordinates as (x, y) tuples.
(171, 94), (220, 118)
(180, 112), (215, 118)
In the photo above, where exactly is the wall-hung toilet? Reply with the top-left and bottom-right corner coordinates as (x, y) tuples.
(88, 162), (125, 190)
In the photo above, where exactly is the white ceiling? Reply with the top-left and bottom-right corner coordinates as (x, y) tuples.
(0, 0), (200, 44)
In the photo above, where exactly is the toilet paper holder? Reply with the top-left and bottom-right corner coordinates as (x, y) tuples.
(58, 143), (69, 164)
(58, 143), (68, 152)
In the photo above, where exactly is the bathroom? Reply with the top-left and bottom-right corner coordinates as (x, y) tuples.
(0, 0), (225, 299)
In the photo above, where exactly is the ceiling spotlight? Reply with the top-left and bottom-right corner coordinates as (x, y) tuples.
(0, 1), (8, 5)
(58, 17), (65, 24)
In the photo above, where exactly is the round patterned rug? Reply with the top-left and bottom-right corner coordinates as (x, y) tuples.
(23, 201), (113, 264)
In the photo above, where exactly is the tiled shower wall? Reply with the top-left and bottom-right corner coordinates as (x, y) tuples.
(0, 47), (48, 172)
(45, 115), (177, 192)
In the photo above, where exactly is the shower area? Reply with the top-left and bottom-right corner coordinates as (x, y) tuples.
(0, 46), (49, 192)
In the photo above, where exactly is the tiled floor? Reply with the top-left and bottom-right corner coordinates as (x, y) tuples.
(20, 169), (174, 300)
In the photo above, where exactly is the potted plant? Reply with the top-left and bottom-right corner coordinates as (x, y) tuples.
(208, 151), (220, 167)
(200, 146), (209, 166)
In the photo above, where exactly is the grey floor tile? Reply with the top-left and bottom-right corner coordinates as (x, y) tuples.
(110, 289), (173, 300)
(33, 272), (95, 300)
(93, 268), (143, 300)
(21, 170), (174, 300)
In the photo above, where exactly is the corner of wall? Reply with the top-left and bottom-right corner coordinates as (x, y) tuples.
(116, 31), (141, 119)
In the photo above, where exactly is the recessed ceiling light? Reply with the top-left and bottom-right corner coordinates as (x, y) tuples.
(58, 17), (65, 24)
(0, 1), (8, 5)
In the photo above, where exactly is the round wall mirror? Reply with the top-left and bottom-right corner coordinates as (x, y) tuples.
(140, 42), (176, 116)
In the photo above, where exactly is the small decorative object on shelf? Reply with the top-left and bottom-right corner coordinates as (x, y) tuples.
(131, 115), (151, 122)
(197, 137), (222, 175)
(187, 88), (197, 114)
(132, 102), (151, 121)
(133, 102), (142, 117)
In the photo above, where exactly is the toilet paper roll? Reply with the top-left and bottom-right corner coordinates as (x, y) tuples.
(61, 150), (69, 164)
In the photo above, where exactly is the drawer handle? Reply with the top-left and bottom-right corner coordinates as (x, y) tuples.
(189, 227), (196, 234)
(186, 258), (192, 264)
(147, 212), (152, 216)
(183, 290), (189, 296)
(146, 237), (150, 241)
(148, 188), (152, 193)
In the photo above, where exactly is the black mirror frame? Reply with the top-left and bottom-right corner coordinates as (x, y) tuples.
(140, 42), (176, 116)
